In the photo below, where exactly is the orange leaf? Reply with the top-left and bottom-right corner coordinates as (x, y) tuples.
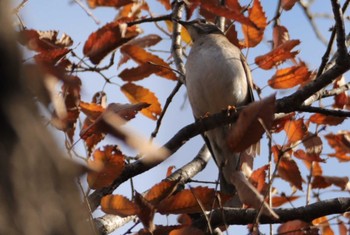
(34, 48), (70, 65)
(278, 220), (317, 235)
(333, 76), (350, 109)
(87, 0), (134, 8)
(83, 22), (140, 64)
(281, 0), (299, 11)
(268, 62), (311, 89)
(87, 145), (125, 189)
(80, 101), (105, 120)
(294, 149), (324, 162)
(157, 187), (229, 214)
(272, 195), (299, 207)
(337, 219), (348, 235)
(278, 156), (303, 190)
(121, 44), (177, 80)
(101, 194), (139, 216)
(228, 95), (276, 152)
(121, 83), (162, 120)
(241, 0), (267, 48)
(249, 165), (269, 193)
(313, 216), (335, 235)
(144, 180), (179, 205)
(273, 24), (290, 48)
(134, 192), (155, 233)
(226, 23), (240, 48)
(119, 63), (159, 81)
(325, 132), (350, 161)
(312, 175), (349, 190)
(169, 226), (205, 235)
(284, 119), (307, 143)
(200, 0), (254, 27)
(19, 29), (73, 52)
(255, 40), (300, 70)
(309, 113), (345, 126)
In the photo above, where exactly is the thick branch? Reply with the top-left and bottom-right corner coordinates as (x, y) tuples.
(192, 197), (350, 229)
(331, 0), (348, 63)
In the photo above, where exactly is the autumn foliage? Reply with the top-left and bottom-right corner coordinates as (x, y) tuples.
(16, 0), (350, 234)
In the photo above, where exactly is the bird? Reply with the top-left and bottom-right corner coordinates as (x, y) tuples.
(179, 19), (259, 200)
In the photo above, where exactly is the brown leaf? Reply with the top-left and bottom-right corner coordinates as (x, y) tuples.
(271, 113), (296, 133)
(34, 48), (70, 65)
(144, 180), (179, 205)
(337, 219), (348, 235)
(121, 44), (177, 80)
(119, 63), (159, 81)
(278, 156), (303, 190)
(241, 0), (267, 48)
(101, 194), (139, 216)
(249, 165), (269, 193)
(312, 175), (349, 190)
(87, 145), (125, 189)
(19, 29), (73, 52)
(255, 40), (300, 70)
(165, 20), (192, 45)
(118, 34), (162, 67)
(303, 161), (323, 176)
(272, 195), (299, 207)
(157, 187), (230, 214)
(333, 76), (350, 109)
(273, 24), (290, 48)
(83, 22), (140, 64)
(228, 95), (276, 152)
(121, 83), (162, 120)
(268, 62), (311, 89)
(226, 0), (242, 11)
(278, 220), (317, 235)
(294, 149), (325, 162)
(225, 23), (240, 48)
(169, 226), (205, 235)
(200, 0), (254, 27)
(87, 0), (134, 8)
(309, 113), (345, 126)
(157, 0), (171, 10)
(281, 0), (300, 11)
(325, 132), (350, 161)
(134, 192), (155, 233)
(283, 119), (307, 143)
(303, 134), (323, 155)
(313, 216), (335, 235)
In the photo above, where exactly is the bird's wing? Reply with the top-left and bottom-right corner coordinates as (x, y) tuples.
(240, 53), (255, 103)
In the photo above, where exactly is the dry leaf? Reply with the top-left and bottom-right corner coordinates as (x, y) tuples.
(278, 156), (303, 190)
(165, 20), (192, 45)
(337, 219), (348, 235)
(241, 0), (267, 48)
(255, 40), (300, 70)
(313, 216), (335, 235)
(157, 187), (230, 214)
(87, 0), (134, 8)
(281, 0), (300, 11)
(134, 192), (155, 233)
(303, 134), (323, 155)
(83, 22), (140, 64)
(293, 149), (325, 162)
(169, 226), (205, 235)
(325, 132), (350, 161)
(273, 24), (290, 48)
(87, 145), (125, 189)
(144, 180), (179, 205)
(272, 195), (299, 207)
(268, 62), (311, 89)
(278, 220), (317, 235)
(121, 83), (162, 120)
(228, 95), (276, 152)
(157, 0), (171, 10)
(283, 119), (307, 143)
(309, 113), (345, 126)
(101, 194), (139, 216)
(249, 165), (269, 193)
(312, 175), (350, 190)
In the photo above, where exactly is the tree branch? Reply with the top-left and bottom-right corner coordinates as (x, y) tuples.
(192, 197), (350, 229)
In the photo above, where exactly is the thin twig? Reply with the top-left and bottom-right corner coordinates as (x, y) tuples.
(73, 0), (100, 25)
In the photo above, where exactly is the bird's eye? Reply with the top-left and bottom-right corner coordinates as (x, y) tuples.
(198, 19), (207, 24)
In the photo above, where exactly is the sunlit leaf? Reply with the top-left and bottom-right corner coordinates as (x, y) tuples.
(278, 220), (317, 235)
(272, 195), (300, 207)
(294, 149), (325, 162)
(241, 0), (267, 48)
(83, 22), (140, 64)
(101, 194), (139, 216)
(268, 62), (311, 89)
(284, 119), (307, 143)
(165, 20), (192, 45)
(312, 175), (349, 190)
(87, 145), (125, 189)
(313, 216), (335, 235)
(255, 40), (300, 70)
(121, 83), (161, 120)
(134, 192), (155, 233)
(249, 165), (269, 193)
(309, 113), (345, 126)
(157, 0), (171, 10)
(121, 44), (177, 80)
(87, 0), (134, 8)
(273, 24), (290, 48)
(144, 180), (179, 205)
(325, 132), (350, 161)
(281, 0), (300, 11)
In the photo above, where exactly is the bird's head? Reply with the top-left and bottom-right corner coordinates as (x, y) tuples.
(177, 19), (223, 42)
